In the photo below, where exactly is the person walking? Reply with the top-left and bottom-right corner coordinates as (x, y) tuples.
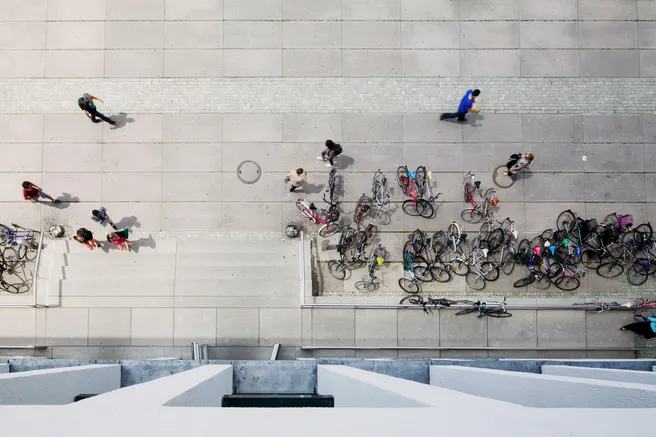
(22, 181), (58, 203)
(621, 315), (656, 339)
(316, 140), (343, 167)
(440, 89), (481, 122)
(78, 93), (116, 125)
(91, 207), (118, 230)
(74, 228), (102, 251)
(285, 168), (307, 193)
(505, 153), (535, 176)
(107, 228), (132, 251)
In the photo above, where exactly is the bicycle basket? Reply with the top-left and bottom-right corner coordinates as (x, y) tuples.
(617, 214), (633, 228)
(490, 197), (500, 207)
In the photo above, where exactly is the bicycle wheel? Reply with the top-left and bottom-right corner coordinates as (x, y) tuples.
(531, 235), (544, 249)
(492, 165), (515, 189)
(541, 228), (555, 241)
(626, 262), (649, 286)
(415, 166), (427, 197)
(319, 222), (341, 237)
(0, 225), (9, 246)
(466, 272), (486, 290)
(581, 250), (602, 269)
(328, 260), (346, 280)
(481, 262), (500, 281)
(513, 275), (534, 288)
(557, 210), (576, 231)
(355, 279), (378, 292)
(398, 277), (419, 294)
(397, 166), (409, 189)
(479, 221), (492, 238)
(455, 307), (478, 316)
(597, 261), (624, 278)
(414, 265), (434, 282)
(339, 226), (357, 248)
(0, 281), (20, 294)
(461, 208), (484, 224)
(399, 295), (422, 305)
(517, 239), (530, 261)
(431, 266), (452, 283)
(635, 223), (653, 243)
(487, 310), (512, 318)
(402, 199), (422, 217)
(432, 231), (447, 257)
(371, 206), (392, 225)
(486, 229), (504, 252)
(501, 251), (515, 275)
(533, 274), (552, 290)
(452, 260), (470, 276)
(2, 246), (20, 269)
(411, 229), (427, 253)
(417, 199), (434, 219)
(603, 213), (618, 226)
(554, 275), (581, 291)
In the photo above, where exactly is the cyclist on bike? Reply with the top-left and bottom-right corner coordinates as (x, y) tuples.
(505, 153), (534, 176)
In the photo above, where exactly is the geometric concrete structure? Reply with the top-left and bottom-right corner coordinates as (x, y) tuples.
(0, 364), (120, 405)
(542, 365), (656, 385)
(0, 364), (7, 374)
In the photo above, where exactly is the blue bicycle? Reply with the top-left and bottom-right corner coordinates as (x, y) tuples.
(0, 223), (39, 267)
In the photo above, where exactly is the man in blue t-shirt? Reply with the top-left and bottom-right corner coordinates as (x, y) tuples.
(440, 89), (481, 122)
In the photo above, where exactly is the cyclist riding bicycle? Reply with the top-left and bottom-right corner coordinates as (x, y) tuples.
(504, 153), (534, 176)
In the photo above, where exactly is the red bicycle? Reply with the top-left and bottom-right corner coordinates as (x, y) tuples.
(397, 165), (434, 218)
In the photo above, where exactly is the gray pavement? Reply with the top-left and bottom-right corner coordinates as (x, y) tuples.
(1, 0), (656, 359)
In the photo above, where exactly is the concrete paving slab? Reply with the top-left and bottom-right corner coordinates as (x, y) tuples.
(578, 0), (638, 20)
(641, 51), (656, 77)
(585, 173), (646, 203)
(43, 143), (103, 173)
(403, 114), (461, 143)
(462, 114), (522, 143)
(524, 173), (585, 202)
(0, 173), (41, 201)
(342, 0), (400, 20)
(523, 115), (583, 143)
(579, 21), (638, 49)
(283, 50), (341, 77)
(223, 49), (282, 77)
(105, 50), (164, 78)
(45, 308), (89, 346)
(102, 173), (162, 202)
(519, 0), (578, 19)
(0, 22), (46, 49)
(0, 51), (45, 78)
(259, 308), (301, 346)
(343, 114), (402, 143)
(162, 202), (222, 230)
(102, 115), (163, 143)
(222, 173), (281, 202)
(342, 50), (402, 77)
(3, 0), (47, 21)
(403, 50), (461, 77)
(461, 21), (519, 49)
(403, 143), (463, 172)
(46, 50), (105, 78)
(638, 0), (656, 19)
(104, 201), (163, 232)
(439, 310), (487, 347)
(165, 21), (223, 49)
(106, 0), (164, 20)
(459, 0), (518, 19)
(519, 21), (578, 50)
(343, 21), (400, 49)
(0, 308), (36, 346)
(283, 0), (340, 19)
(131, 308), (174, 346)
(46, 22), (105, 50)
(583, 144), (645, 173)
(580, 50), (640, 78)
(163, 114), (223, 143)
(165, 0), (223, 20)
(401, 0), (459, 20)
(0, 115), (42, 143)
(43, 172), (102, 202)
(520, 50), (580, 78)
(224, 0), (282, 19)
(487, 310), (537, 348)
(583, 115), (643, 143)
(223, 202), (283, 232)
(642, 115), (656, 142)
(61, 278), (174, 295)
(537, 310), (586, 347)
(312, 309), (355, 347)
(461, 142), (521, 173)
(173, 308), (217, 346)
(354, 309), (397, 347)
(106, 22), (164, 49)
(163, 50), (222, 77)
(88, 308), (132, 347)
(401, 22), (460, 49)
(397, 309), (439, 347)
(585, 310), (635, 348)
(529, 143), (586, 173)
(43, 115), (102, 143)
(224, 21), (282, 49)
(0, 144), (42, 172)
(103, 143), (162, 172)
(223, 114), (282, 142)
(338, 143), (402, 172)
(282, 21), (340, 49)
(282, 114), (341, 142)
(163, 143), (222, 172)
(461, 50), (520, 77)
(216, 308), (259, 346)
(585, 202), (646, 224)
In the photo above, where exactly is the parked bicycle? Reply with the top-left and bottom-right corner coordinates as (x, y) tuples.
(455, 297), (511, 318)
(355, 244), (386, 292)
(397, 165), (441, 218)
(462, 172), (499, 224)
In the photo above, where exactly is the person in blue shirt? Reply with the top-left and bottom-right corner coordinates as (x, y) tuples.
(621, 315), (656, 339)
(440, 89), (481, 122)
(91, 207), (118, 230)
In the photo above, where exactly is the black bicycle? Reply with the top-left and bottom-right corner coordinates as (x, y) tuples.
(399, 295), (465, 314)
(455, 297), (512, 318)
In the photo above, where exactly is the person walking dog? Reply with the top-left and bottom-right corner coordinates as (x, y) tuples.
(440, 89), (481, 122)
(78, 93), (116, 125)
(285, 168), (307, 193)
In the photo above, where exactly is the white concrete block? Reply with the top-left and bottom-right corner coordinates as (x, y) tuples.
(542, 365), (656, 385)
(0, 365), (120, 405)
(60, 279), (174, 297)
(63, 253), (176, 267)
(0, 364), (8, 374)
(60, 265), (174, 280)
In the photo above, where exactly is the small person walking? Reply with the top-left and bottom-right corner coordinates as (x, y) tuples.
(440, 89), (481, 122)
(22, 181), (58, 203)
(285, 168), (307, 193)
(91, 207), (118, 230)
(316, 140), (343, 167)
(74, 228), (102, 251)
(621, 315), (656, 339)
(78, 93), (116, 125)
(107, 228), (131, 251)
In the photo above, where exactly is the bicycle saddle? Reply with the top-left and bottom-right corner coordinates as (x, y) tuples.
(474, 181), (481, 189)
(309, 203), (317, 210)
(461, 233), (468, 239)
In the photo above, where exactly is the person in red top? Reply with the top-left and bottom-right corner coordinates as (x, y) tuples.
(22, 181), (58, 203)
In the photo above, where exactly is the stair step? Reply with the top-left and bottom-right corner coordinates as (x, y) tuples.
(58, 265), (174, 280)
(175, 265), (295, 279)
(62, 253), (176, 267)
(176, 239), (297, 254)
(50, 239), (177, 254)
(174, 279), (299, 296)
(60, 279), (174, 296)
(176, 253), (296, 267)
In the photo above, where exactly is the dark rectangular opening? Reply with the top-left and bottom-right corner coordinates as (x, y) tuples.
(222, 394), (334, 408)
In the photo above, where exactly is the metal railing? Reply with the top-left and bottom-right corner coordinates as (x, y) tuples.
(0, 223), (46, 308)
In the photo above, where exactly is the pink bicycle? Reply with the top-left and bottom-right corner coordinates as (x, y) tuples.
(296, 199), (341, 237)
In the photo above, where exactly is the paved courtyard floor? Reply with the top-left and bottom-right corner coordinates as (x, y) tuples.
(1, 0), (656, 359)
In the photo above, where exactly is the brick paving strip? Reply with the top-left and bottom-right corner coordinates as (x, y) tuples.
(1, 78), (656, 114)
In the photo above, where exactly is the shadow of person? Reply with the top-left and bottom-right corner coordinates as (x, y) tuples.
(297, 182), (324, 195)
(115, 215), (142, 230)
(48, 192), (79, 209)
(337, 155), (355, 169)
(131, 235), (156, 254)
(109, 112), (135, 130)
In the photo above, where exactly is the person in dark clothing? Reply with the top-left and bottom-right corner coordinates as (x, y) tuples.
(78, 93), (116, 125)
(440, 89), (481, 122)
(91, 207), (118, 230)
(621, 315), (656, 339)
(74, 228), (102, 251)
(316, 140), (343, 167)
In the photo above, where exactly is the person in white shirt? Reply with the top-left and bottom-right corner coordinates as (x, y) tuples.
(285, 168), (307, 192)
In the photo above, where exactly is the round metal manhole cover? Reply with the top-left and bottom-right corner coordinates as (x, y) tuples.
(236, 160), (262, 184)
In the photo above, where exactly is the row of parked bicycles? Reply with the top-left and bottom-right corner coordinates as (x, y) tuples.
(400, 209), (656, 294)
(0, 223), (40, 294)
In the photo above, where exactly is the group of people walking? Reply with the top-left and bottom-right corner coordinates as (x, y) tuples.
(73, 207), (132, 252)
(284, 140), (343, 193)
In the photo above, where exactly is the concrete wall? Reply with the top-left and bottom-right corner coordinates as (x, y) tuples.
(318, 365), (521, 410)
(0, 365), (120, 405)
(542, 365), (656, 385)
(0, 364), (8, 374)
(77, 365), (233, 408)
(430, 366), (656, 408)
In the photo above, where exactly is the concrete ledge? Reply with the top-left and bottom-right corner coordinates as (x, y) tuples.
(0, 364), (120, 405)
(542, 365), (656, 385)
(0, 364), (8, 374)
(430, 365), (656, 408)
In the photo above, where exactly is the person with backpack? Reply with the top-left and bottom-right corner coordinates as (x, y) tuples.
(317, 140), (342, 168)
(78, 93), (116, 125)
(505, 153), (535, 176)
(91, 207), (119, 230)
(74, 228), (102, 251)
